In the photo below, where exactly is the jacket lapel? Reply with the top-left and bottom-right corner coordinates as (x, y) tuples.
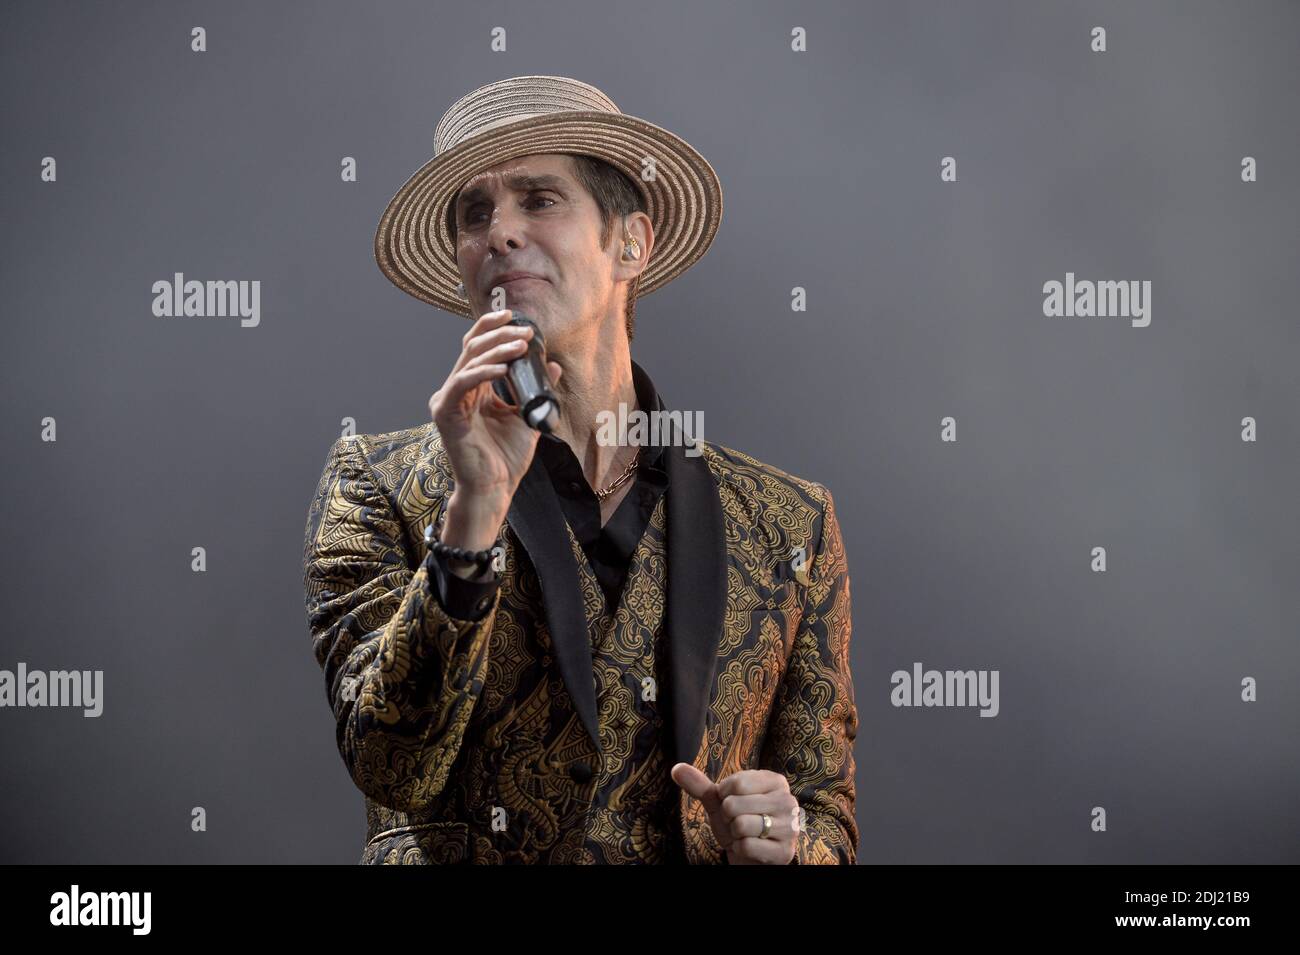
(505, 453), (603, 752)
(631, 358), (727, 770)
(663, 431), (727, 772)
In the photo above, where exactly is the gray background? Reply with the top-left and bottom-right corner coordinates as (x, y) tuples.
(2, 0), (1296, 863)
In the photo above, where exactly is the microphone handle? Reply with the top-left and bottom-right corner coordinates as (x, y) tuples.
(492, 316), (559, 433)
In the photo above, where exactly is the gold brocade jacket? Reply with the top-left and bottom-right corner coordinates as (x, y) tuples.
(302, 415), (857, 864)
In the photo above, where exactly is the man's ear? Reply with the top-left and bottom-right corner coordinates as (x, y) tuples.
(616, 211), (654, 279)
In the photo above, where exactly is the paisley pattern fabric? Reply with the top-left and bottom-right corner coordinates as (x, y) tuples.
(303, 420), (857, 864)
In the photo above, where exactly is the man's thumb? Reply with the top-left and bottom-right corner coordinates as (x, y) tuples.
(671, 762), (717, 804)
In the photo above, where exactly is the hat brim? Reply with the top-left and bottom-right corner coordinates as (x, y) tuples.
(374, 110), (722, 318)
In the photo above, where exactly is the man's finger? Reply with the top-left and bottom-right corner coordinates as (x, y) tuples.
(718, 792), (796, 826)
(716, 769), (787, 799)
(670, 763), (720, 810)
(728, 837), (790, 865)
(452, 309), (514, 374)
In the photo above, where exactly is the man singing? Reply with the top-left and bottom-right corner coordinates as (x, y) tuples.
(303, 75), (857, 864)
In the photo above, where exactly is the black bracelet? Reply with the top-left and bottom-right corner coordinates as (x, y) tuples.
(424, 512), (496, 574)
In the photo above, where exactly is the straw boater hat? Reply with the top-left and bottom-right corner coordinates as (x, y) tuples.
(374, 75), (723, 318)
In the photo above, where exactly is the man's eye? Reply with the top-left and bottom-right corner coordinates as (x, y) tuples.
(464, 195), (555, 225)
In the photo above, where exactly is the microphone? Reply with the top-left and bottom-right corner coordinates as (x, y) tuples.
(491, 315), (560, 433)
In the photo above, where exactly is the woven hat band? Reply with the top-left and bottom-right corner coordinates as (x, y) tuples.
(436, 77), (622, 154)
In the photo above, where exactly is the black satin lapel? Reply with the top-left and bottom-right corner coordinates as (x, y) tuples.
(664, 437), (727, 772)
(505, 453), (601, 753)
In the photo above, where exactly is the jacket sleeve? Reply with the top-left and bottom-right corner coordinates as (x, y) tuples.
(763, 485), (859, 864)
(302, 435), (501, 813)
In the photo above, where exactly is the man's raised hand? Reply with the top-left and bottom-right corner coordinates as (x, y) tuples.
(428, 308), (563, 557)
(671, 763), (800, 865)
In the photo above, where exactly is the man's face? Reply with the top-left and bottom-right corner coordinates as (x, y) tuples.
(452, 153), (618, 343)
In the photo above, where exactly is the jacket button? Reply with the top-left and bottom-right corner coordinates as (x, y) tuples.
(569, 760), (593, 783)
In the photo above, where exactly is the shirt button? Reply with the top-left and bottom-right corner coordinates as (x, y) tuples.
(569, 481), (582, 492)
(476, 596), (492, 614)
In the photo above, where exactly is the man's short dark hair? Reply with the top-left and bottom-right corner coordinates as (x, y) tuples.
(447, 154), (648, 341)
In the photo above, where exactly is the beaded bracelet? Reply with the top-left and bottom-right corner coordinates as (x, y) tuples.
(424, 511), (495, 575)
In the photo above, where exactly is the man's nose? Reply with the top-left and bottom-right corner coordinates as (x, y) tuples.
(486, 204), (526, 257)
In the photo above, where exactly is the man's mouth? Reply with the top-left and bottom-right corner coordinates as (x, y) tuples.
(488, 271), (547, 290)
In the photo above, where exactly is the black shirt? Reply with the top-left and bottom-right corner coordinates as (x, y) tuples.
(427, 359), (669, 621)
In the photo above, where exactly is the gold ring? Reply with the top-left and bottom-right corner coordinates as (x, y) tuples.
(759, 812), (772, 839)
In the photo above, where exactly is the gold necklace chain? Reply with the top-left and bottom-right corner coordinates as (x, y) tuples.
(594, 449), (640, 500)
